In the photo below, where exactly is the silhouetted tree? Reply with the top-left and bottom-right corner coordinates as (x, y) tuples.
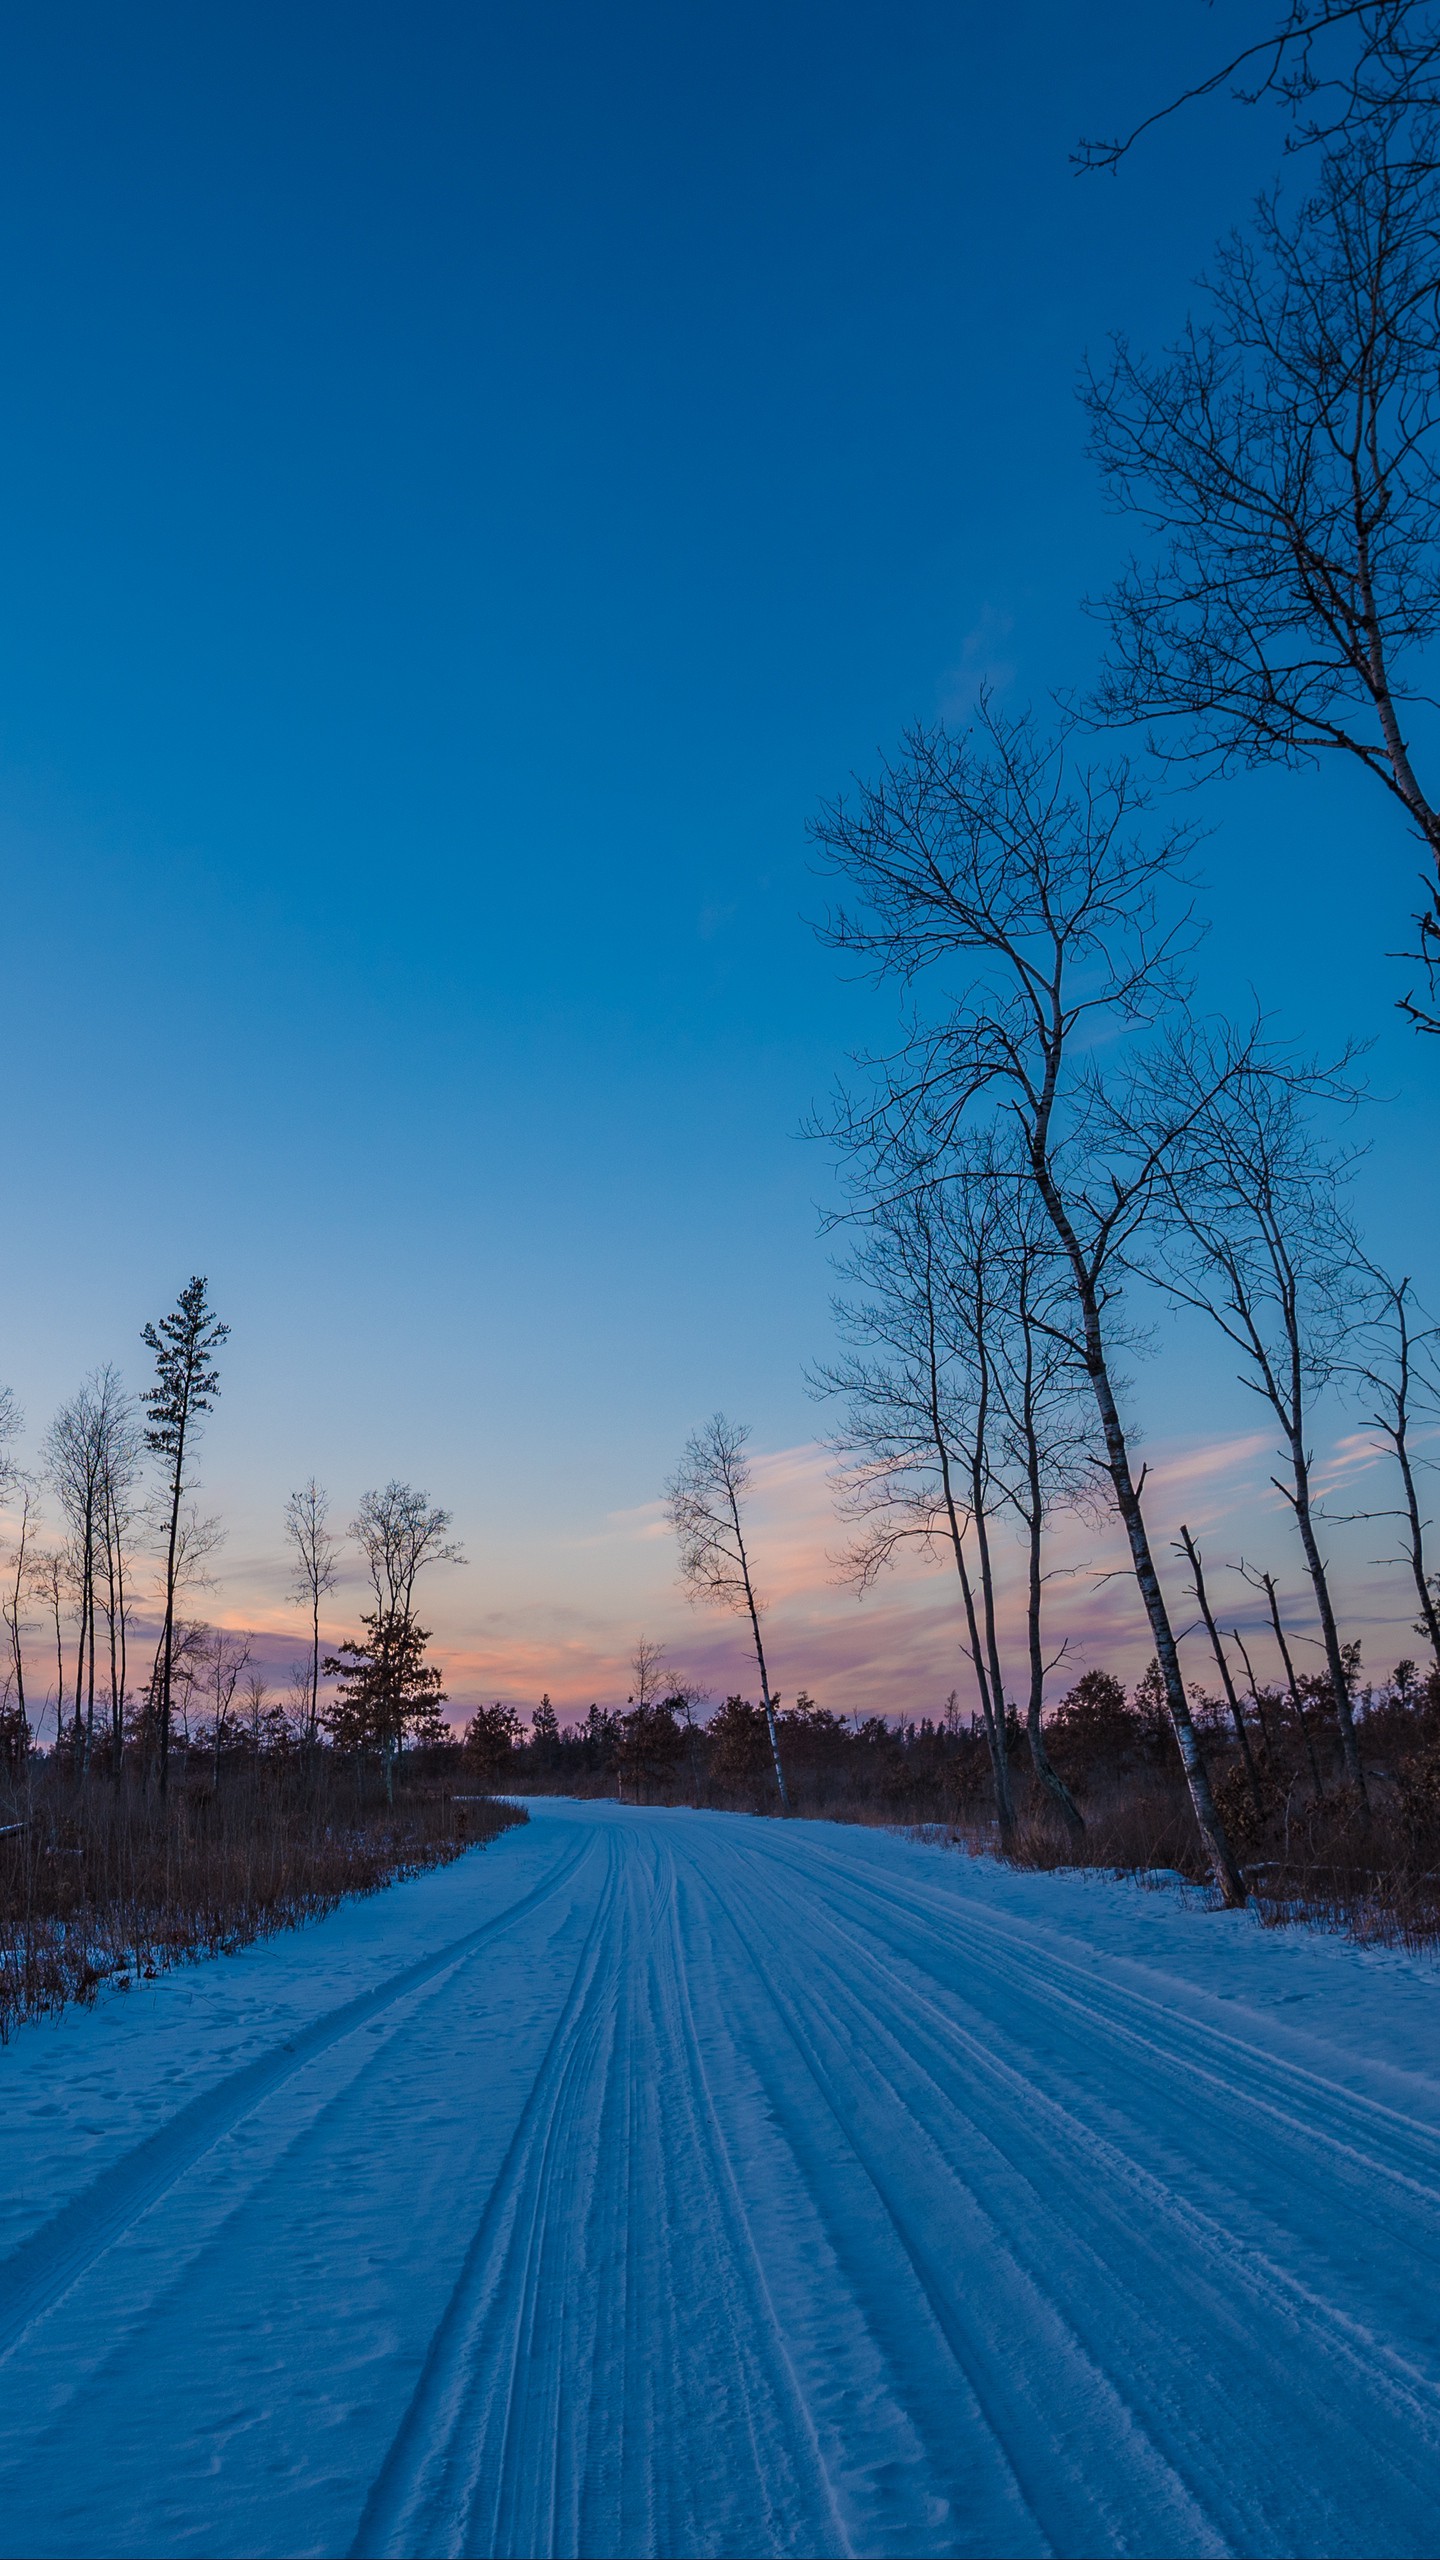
(811, 703), (1247, 1900)
(462, 1700), (520, 1787)
(816, 1181), (1018, 1845)
(1085, 127), (1440, 1021)
(352, 1481), (464, 1623)
(1134, 1042), (1368, 1798)
(1343, 1268), (1440, 1666)
(1080, 3), (1440, 175)
(2, 1478), (37, 1764)
(284, 1479), (341, 1750)
(667, 1415), (789, 1812)
(141, 1278), (229, 1791)
(1177, 1524), (1266, 1820)
(325, 1612), (448, 1781)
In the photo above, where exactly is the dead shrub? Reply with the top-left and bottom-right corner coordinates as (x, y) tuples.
(0, 1756), (526, 2042)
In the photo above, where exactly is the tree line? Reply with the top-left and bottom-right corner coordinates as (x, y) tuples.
(0, 1275), (464, 1804)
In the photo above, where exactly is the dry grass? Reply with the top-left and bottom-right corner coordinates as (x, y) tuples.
(0, 1758), (527, 2041)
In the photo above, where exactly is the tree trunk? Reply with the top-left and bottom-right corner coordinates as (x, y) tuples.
(1034, 1166), (1246, 1903)
(156, 1420), (188, 1796)
(1261, 1574), (1323, 1797)
(1024, 1501), (1084, 1836)
(1285, 1435), (1366, 1803)
(924, 1294), (1015, 1848)
(1013, 1315), (1083, 1837)
(746, 1599), (790, 1813)
(1229, 1625), (1275, 1755)
(1179, 1525), (1264, 1821)
(958, 1320), (1014, 1843)
(1396, 1428), (1440, 1670)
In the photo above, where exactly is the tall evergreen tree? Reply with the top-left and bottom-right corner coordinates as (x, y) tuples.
(141, 1278), (228, 1791)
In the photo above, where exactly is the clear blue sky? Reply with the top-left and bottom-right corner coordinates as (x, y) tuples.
(4, 3), (1436, 1708)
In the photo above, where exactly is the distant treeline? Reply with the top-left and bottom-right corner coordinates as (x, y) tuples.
(455, 1654), (1440, 1948)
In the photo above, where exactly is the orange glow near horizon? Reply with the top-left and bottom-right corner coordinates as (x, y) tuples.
(7, 1425), (1427, 1727)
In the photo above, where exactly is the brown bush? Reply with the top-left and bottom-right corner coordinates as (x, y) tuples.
(0, 1754), (526, 2042)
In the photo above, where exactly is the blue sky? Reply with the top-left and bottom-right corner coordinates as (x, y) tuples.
(4, 2), (1437, 1714)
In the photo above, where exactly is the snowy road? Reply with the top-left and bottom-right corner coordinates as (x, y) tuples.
(4, 1801), (1440, 2557)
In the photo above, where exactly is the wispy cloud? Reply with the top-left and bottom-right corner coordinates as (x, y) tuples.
(938, 605), (1017, 717)
(14, 1417), (1423, 1727)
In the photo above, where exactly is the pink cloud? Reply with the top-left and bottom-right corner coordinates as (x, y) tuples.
(8, 1417), (1427, 1730)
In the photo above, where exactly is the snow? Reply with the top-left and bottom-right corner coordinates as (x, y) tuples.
(2, 1800), (1440, 2558)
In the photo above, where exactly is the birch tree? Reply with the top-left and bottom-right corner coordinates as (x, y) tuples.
(1133, 1042), (1369, 1800)
(666, 1417), (790, 1813)
(1177, 1524), (1266, 1818)
(811, 703), (1247, 1900)
(1343, 1268), (1440, 1666)
(284, 1480), (341, 1751)
(815, 1184), (1018, 1845)
(44, 1372), (131, 1774)
(981, 1185), (1093, 1838)
(96, 1383), (143, 1776)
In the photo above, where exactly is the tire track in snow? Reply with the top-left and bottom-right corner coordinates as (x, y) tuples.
(0, 1827), (595, 2367)
(789, 1836), (1440, 2203)
(713, 1825), (1440, 2556)
(5, 1801), (1440, 2559)
(698, 1841), (1200, 2559)
(354, 1826), (850, 2560)
(0, 1828), (602, 2489)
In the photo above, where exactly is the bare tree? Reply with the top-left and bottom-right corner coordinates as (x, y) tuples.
(1240, 1559), (1327, 1795)
(0, 1386), (19, 1491)
(166, 1619), (211, 1751)
(30, 1546), (66, 1750)
(95, 1382), (143, 1777)
(0, 1394), (31, 1757)
(811, 703), (1247, 1900)
(1176, 1524), (1266, 1818)
(1229, 1620), (1280, 1754)
(815, 1184), (1017, 1844)
(347, 1483), (463, 1797)
(284, 1480), (341, 1750)
(141, 1278), (229, 1791)
(629, 1637), (674, 1711)
(352, 1482), (463, 1622)
(2, 1481), (38, 1766)
(1085, 130), (1440, 1018)
(1343, 1267), (1440, 1664)
(1134, 1042), (1368, 1798)
(204, 1628), (253, 1774)
(935, 1175), (1026, 1840)
(1080, 4), (1440, 174)
(982, 1187), (1093, 1838)
(44, 1370), (132, 1774)
(666, 1416), (789, 1812)
(241, 1668), (271, 1748)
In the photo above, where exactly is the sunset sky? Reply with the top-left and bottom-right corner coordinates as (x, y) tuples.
(4, 1), (1438, 1720)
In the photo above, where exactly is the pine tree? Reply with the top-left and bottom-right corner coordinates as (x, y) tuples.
(141, 1278), (228, 1792)
(322, 1610), (447, 1796)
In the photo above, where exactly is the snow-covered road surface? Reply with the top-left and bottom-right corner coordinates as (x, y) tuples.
(3, 1800), (1440, 2559)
